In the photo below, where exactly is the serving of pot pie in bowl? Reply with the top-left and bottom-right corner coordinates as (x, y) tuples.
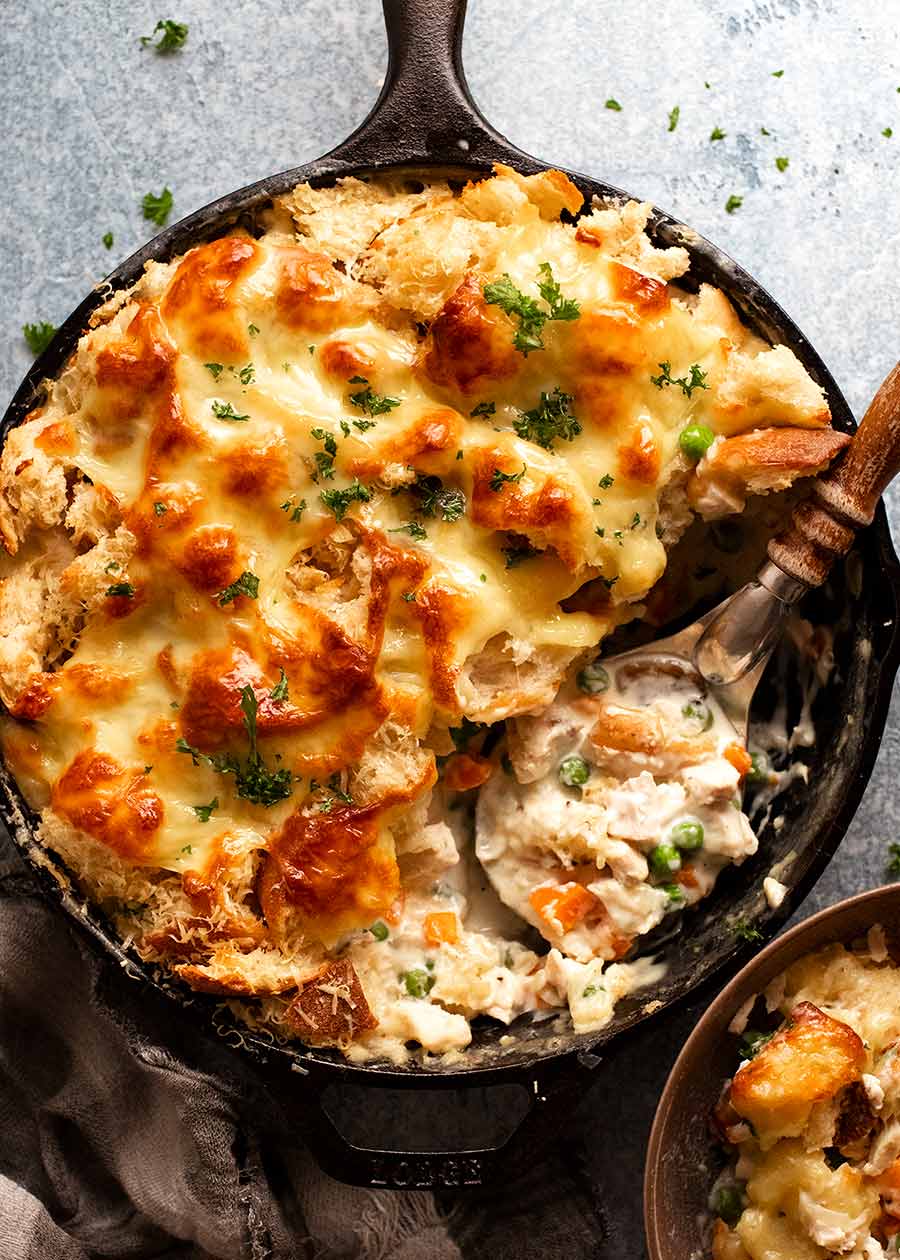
(0, 164), (873, 1065)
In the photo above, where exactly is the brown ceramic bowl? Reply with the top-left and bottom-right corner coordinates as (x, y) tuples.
(643, 883), (900, 1260)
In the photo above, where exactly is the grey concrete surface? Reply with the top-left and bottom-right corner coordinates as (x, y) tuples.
(1, 1), (899, 1253)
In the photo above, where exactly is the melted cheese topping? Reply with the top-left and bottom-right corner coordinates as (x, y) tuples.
(0, 166), (836, 1060)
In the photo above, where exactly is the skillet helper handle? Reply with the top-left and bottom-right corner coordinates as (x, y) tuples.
(325, 0), (508, 169)
(768, 361), (900, 586)
(298, 1060), (595, 1190)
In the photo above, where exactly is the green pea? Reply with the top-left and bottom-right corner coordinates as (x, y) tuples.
(678, 424), (715, 461)
(671, 819), (704, 851)
(369, 921), (389, 941)
(663, 883), (685, 910)
(577, 660), (610, 694)
(747, 751), (770, 784)
(559, 755), (591, 788)
(714, 1185), (744, 1229)
(649, 841), (682, 881)
(402, 968), (435, 998)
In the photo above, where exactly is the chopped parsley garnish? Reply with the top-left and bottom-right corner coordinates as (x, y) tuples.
(310, 771), (353, 812)
(408, 474), (466, 523)
(514, 387), (580, 450)
(22, 322), (57, 356)
(142, 187), (174, 227)
(192, 797), (219, 822)
(483, 264), (579, 356)
(760, 126), (771, 136)
(104, 561), (120, 573)
(320, 479), (372, 521)
(389, 521), (428, 541)
(237, 363), (254, 385)
(710, 126), (726, 141)
(651, 361), (709, 398)
(883, 127), (894, 139)
(212, 401), (249, 422)
(102, 231), (114, 249)
(217, 570), (259, 605)
(401, 590), (417, 602)
(248, 324), (260, 337)
(471, 401), (496, 418)
(887, 843), (900, 876)
(340, 421), (351, 437)
(501, 542), (540, 569)
(582, 982), (603, 999)
(153, 501), (168, 516)
(280, 496), (307, 523)
(598, 474), (615, 489)
(600, 575), (619, 591)
(489, 465), (526, 491)
(370, 921), (390, 941)
(348, 377), (401, 416)
(205, 363), (224, 379)
(667, 105), (680, 132)
(771, 69), (784, 77)
(733, 917), (763, 943)
(725, 194), (743, 214)
(605, 98), (622, 111)
(352, 418), (377, 432)
(270, 668), (289, 701)
(140, 19), (188, 52)
(176, 685), (292, 808)
(740, 1029), (774, 1059)
(310, 427), (338, 481)
(775, 156), (790, 171)
(106, 582), (135, 598)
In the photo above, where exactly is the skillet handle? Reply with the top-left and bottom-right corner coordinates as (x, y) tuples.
(321, 0), (512, 170)
(769, 361), (900, 585)
(296, 1057), (597, 1190)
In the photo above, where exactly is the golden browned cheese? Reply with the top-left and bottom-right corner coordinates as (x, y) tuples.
(0, 166), (840, 1049)
(729, 1001), (866, 1145)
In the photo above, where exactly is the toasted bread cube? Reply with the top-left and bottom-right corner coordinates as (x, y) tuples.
(729, 1001), (865, 1145)
(285, 958), (377, 1046)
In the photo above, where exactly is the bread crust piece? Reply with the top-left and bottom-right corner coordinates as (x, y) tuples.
(729, 1001), (866, 1147)
(689, 426), (851, 518)
(284, 958), (377, 1046)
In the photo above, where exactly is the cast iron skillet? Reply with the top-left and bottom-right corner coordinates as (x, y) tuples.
(3, 0), (900, 1190)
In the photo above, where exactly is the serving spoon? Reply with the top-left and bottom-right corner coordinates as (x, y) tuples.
(598, 360), (900, 739)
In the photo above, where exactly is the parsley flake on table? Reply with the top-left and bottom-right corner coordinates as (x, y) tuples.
(710, 126), (726, 141)
(102, 231), (114, 249)
(760, 126), (771, 136)
(775, 156), (790, 171)
(22, 321), (57, 356)
(142, 187), (174, 227)
(667, 105), (680, 132)
(514, 387), (580, 450)
(771, 69), (784, 78)
(725, 194), (743, 214)
(883, 127), (894, 138)
(217, 570), (259, 605)
(140, 19), (189, 52)
(887, 843), (900, 876)
(605, 98), (622, 111)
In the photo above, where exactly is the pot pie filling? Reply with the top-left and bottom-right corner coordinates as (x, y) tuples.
(0, 164), (848, 1062)
(711, 931), (900, 1260)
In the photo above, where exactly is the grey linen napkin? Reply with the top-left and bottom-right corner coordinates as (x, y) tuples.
(0, 830), (608, 1260)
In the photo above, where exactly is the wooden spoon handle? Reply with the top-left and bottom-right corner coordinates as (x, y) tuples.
(768, 362), (900, 586)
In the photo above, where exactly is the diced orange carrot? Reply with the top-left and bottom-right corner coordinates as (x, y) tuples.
(529, 882), (598, 932)
(676, 865), (699, 889)
(723, 743), (753, 777)
(442, 752), (493, 792)
(424, 911), (459, 947)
